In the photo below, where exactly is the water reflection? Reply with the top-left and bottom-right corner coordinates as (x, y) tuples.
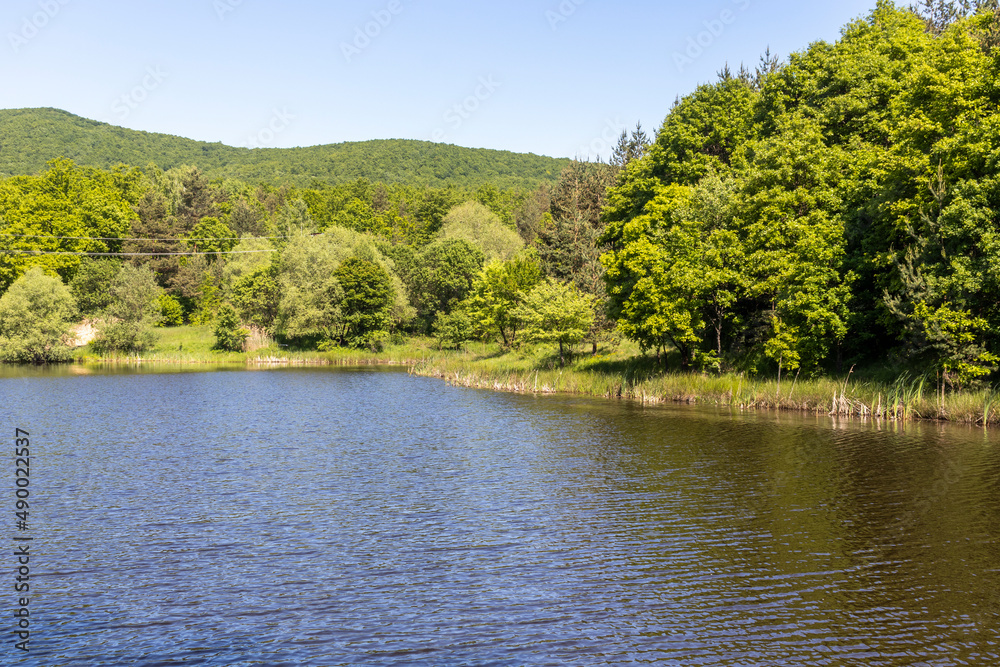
(3, 367), (999, 665)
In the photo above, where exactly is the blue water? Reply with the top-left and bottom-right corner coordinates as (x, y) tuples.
(2, 366), (999, 665)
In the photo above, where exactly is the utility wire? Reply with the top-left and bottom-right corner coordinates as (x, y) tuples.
(1, 249), (277, 257)
(0, 233), (290, 242)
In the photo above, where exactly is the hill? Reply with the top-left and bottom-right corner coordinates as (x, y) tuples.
(0, 108), (569, 190)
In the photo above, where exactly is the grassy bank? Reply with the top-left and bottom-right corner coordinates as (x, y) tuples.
(70, 325), (1000, 426)
(411, 342), (1000, 427)
(71, 325), (446, 367)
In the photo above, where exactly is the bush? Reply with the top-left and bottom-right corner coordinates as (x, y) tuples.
(0, 267), (78, 363)
(213, 303), (249, 352)
(91, 322), (158, 355)
(69, 259), (122, 316)
(92, 265), (161, 354)
(157, 294), (185, 327)
(433, 309), (473, 350)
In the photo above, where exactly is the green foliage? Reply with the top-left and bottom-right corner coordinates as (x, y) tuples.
(0, 108), (568, 190)
(433, 308), (474, 350)
(70, 259), (122, 316)
(463, 251), (544, 347)
(0, 158), (135, 291)
(601, 184), (708, 368)
(188, 216), (238, 255)
(157, 293), (185, 327)
(410, 239), (485, 331)
(599, 2), (1000, 381)
(437, 201), (524, 262)
(275, 229), (412, 341)
(274, 199), (316, 237)
(189, 272), (222, 325)
(513, 278), (595, 366)
(92, 264), (161, 354)
(212, 303), (249, 352)
(231, 265), (281, 332)
(0, 267), (77, 363)
(334, 257), (393, 349)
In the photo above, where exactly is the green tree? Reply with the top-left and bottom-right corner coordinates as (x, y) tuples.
(188, 216), (238, 255)
(157, 293), (185, 327)
(93, 265), (161, 354)
(335, 257), (393, 349)
(0, 159), (134, 291)
(231, 264), (282, 332)
(600, 184), (707, 368)
(433, 307), (474, 350)
(277, 230), (412, 338)
(737, 113), (852, 373)
(213, 303), (249, 352)
(411, 239), (485, 331)
(0, 267), (78, 363)
(514, 279), (595, 366)
(438, 201), (524, 262)
(70, 259), (122, 317)
(464, 251), (543, 347)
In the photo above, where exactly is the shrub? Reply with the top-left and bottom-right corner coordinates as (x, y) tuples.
(213, 303), (249, 352)
(157, 293), (185, 327)
(0, 267), (78, 363)
(92, 265), (161, 354)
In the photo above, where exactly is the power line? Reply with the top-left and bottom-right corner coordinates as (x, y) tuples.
(0, 233), (289, 242)
(1, 249), (277, 257)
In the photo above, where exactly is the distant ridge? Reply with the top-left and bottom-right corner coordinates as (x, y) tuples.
(0, 108), (569, 190)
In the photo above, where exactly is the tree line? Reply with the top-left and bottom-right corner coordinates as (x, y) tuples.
(0, 149), (623, 363)
(4, 0), (998, 391)
(601, 0), (1000, 388)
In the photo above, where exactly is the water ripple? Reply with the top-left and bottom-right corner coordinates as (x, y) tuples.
(2, 367), (999, 665)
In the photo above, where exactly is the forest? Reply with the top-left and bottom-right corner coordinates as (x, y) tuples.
(0, 107), (569, 190)
(2, 0), (1000, 396)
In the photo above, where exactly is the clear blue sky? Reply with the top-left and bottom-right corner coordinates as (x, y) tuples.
(1, 0), (881, 159)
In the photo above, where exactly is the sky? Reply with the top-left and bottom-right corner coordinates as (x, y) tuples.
(1, 0), (882, 159)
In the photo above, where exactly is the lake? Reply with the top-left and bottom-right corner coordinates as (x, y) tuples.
(3, 365), (1000, 665)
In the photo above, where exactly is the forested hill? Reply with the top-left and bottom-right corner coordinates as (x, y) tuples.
(0, 108), (569, 189)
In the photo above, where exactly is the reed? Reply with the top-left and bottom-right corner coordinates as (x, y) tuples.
(411, 344), (1000, 427)
(71, 325), (1000, 427)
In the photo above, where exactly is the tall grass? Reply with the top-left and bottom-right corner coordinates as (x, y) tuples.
(73, 325), (1000, 426)
(412, 344), (1000, 427)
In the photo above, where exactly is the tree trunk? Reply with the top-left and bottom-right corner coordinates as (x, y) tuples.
(559, 340), (564, 368)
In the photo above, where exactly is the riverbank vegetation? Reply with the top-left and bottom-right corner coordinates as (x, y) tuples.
(3, 1), (1000, 426)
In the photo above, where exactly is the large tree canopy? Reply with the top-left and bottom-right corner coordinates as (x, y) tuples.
(601, 0), (1000, 383)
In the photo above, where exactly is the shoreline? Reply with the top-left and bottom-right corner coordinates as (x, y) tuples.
(408, 358), (999, 429)
(30, 329), (1000, 428)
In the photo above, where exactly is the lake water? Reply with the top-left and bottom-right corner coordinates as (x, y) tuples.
(3, 365), (1000, 665)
